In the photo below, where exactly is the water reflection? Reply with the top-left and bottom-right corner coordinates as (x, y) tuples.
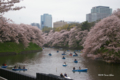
(0, 48), (120, 80)
(0, 53), (37, 65)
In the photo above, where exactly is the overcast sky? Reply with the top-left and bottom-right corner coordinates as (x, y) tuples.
(3, 0), (120, 25)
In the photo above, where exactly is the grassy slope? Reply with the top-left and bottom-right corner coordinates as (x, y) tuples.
(0, 42), (42, 53)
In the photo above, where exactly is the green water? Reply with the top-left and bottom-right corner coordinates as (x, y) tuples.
(0, 53), (37, 65)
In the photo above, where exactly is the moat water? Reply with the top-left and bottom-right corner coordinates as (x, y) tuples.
(0, 48), (120, 80)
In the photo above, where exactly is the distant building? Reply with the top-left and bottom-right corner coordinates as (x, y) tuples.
(31, 23), (40, 29)
(41, 14), (52, 30)
(66, 21), (80, 24)
(53, 20), (67, 28)
(86, 6), (112, 22)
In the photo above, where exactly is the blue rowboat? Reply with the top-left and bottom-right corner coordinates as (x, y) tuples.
(74, 61), (78, 63)
(63, 64), (67, 67)
(1, 66), (7, 68)
(73, 55), (78, 56)
(72, 68), (88, 72)
(49, 54), (52, 56)
(12, 68), (27, 71)
(62, 53), (66, 55)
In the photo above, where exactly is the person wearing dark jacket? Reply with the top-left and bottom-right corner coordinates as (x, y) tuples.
(64, 73), (67, 77)
(73, 67), (75, 70)
(60, 73), (64, 78)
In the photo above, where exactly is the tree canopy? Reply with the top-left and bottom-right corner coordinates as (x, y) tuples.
(0, 0), (24, 14)
(83, 9), (120, 60)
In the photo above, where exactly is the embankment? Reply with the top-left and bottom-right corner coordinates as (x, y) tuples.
(0, 42), (42, 56)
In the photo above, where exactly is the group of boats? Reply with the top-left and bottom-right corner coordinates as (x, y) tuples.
(1, 65), (27, 71)
(56, 50), (88, 72)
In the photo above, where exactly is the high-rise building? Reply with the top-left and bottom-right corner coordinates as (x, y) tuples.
(86, 6), (112, 22)
(41, 14), (52, 30)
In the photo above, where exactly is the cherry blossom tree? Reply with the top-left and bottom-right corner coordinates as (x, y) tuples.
(43, 26), (88, 49)
(68, 27), (78, 48)
(0, 16), (44, 47)
(43, 30), (69, 47)
(83, 9), (120, 61)
(68, 27), (88, 49)
(0, 0), (44, 48)
(52, 30), (70, 47)
(75, 29), (88, 46)
(0, 0), (24, 14)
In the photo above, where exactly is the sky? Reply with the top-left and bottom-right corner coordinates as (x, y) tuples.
(3, 0), (120, 26)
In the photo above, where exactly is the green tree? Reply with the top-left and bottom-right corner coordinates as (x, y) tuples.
(81, 21), (90, 31)
(42, 26), (52, 33)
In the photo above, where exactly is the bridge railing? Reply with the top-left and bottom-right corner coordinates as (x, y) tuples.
(0, 68), (73, 80)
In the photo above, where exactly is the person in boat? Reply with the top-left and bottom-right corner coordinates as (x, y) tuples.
(64, 62), (66, 65)
(75, 52), (78, 55)
(2, 63), (5, 66)
(79, 67), (81, 70)
(74, 59), (77, 61)
(64, 73), (67, 77)
(2, 63), (6, 66)
(70, 53), (72, 55)
(4, 64), (6, 66)
(73, 67), (75, 70)
(63, 56), (65, 58)
(23, 66), (25, 69)
(14, 66), (17, 69)
(18, 66), (21, 69)
(60, 73), (64, 78)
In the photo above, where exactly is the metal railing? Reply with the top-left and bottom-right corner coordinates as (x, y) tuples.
(0, 68), (73, 80)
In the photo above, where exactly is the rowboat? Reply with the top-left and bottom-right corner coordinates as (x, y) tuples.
(72, 68), (88, 72)
(63, 64), (67, 67)
(49, 54), (52, 56)
(74, 61), (78, 63)
(12, 68), (27, 71)
(62, 53), (66, 55)
(1, 66), (7, 68)
(73, 55), (78, 56)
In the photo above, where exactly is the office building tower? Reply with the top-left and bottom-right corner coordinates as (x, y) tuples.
(86, 6), (112, 22)
(41, 14), (52, 30)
